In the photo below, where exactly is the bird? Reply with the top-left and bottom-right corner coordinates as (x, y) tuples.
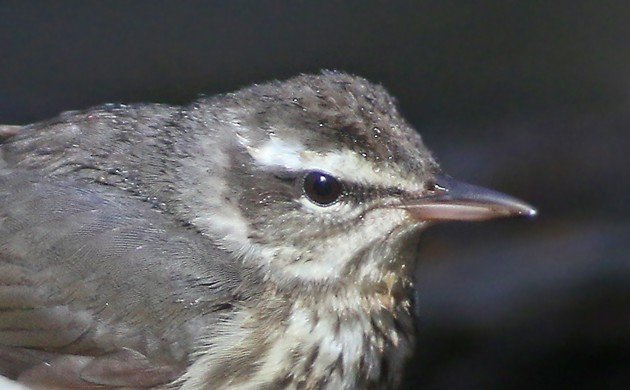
(0, 71), (535, 389)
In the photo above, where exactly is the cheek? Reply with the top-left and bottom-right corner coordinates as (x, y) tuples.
(229, 174), (301, 244)
(267, 209), (414, 283)
(246, 203), (302, 244)
(303, 209), (410, 264)
(242, 186), (353, 246)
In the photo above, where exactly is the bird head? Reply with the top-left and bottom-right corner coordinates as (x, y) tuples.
(174, 71), (535, 292)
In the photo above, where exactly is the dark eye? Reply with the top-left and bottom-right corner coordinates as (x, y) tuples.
(303, 171), (343, 206)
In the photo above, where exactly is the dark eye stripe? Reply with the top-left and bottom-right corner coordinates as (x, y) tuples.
(273, 173), (297, 184)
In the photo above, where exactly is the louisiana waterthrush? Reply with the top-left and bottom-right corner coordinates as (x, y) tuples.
(0, 71), (534, 389)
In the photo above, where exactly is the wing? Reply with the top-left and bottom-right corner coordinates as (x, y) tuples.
(0, 170), (241, 388)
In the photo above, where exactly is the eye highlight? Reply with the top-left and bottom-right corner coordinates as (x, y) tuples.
(303, 171), (343, 206)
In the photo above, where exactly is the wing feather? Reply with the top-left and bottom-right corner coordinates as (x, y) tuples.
(0, 171), (241, 387)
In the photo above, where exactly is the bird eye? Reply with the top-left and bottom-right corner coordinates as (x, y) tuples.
(303, 171), (343, 206)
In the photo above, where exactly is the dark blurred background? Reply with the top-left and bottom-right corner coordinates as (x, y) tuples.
(0, 1), (628, 388)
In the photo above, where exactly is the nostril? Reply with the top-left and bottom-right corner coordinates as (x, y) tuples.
(388, 187), (404, 197)
(424, 180), (447, 195)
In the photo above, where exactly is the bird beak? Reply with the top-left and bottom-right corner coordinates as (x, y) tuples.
(403, 174), (537, 222)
